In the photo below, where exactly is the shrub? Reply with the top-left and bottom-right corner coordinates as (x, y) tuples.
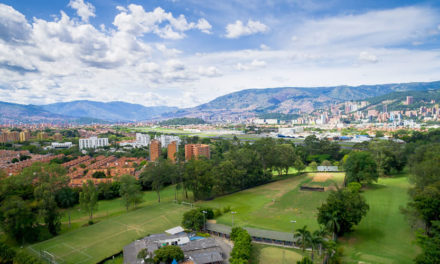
(229, 227), (252, 263)
(153, 246), (184, 264)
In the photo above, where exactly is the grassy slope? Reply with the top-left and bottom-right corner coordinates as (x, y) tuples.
(341, 176), (419, 263)
(28, 187), (191, 264)
(200, 173), (417, 263)
(199, 172), (344, 232)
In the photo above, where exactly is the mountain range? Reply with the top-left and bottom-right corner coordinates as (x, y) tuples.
(1, 81), (440, 123)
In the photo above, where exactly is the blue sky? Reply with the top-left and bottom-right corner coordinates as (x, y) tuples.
(0, 0), (439, 107)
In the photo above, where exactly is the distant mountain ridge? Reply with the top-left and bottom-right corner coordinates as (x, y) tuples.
(195, 81), (440, 114)
(41, 100), (178, 122)
(1, 81), (440, 124)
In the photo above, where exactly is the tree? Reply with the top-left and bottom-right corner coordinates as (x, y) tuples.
(27, 163), (68, 236)
(140, 159), (175, 202)
(79, 180), (98, 222)
(343, 151), (378, 186)
(153, 245), (184, 264)
(0, 196), (37, 243)
(182, 209), (204, 231)
(309, 161), (318, 171)
(55, 187), (78, 228)
(368, 140), (406, 176)
(297, 256), (313, 264)
(252, 137), (276, 171)
(317, 187), (369, 237)
(415, 221), (440, 263)
(184, 159), (214, 200)
(119, 175), (143, 211)
(409, 182), (440, 230)
(294, 225), (311, 251)
(92, 171), (106, 178)
(310, 230), (323, 261)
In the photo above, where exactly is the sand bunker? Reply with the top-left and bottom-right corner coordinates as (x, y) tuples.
(312, 173), (333, 182)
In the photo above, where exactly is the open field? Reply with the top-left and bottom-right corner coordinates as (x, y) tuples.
(250, 244), (306, 263)
(341, 176), (419, 263)
(199, 172), (345, 232)
(28, 185), (192, 264)
(27, 171), (417, 263)
(200, 172), (418, 263)
(29, 202), (188, 264)
(58, 185), (188, 233)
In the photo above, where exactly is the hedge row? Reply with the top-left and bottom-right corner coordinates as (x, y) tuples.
(229, 227), (252, 264)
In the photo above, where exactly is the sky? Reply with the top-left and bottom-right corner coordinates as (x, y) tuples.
(0, 0), (440, 107)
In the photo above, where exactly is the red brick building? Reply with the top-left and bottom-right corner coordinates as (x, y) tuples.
(185, 144), (210, 161)
(149, 140), (161, 162)
(167, 141), (178, 163)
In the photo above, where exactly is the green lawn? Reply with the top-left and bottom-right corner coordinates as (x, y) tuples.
(57, 185), (190, 233)
(250, 244), (308, 263)
(29, 202), (188, 264)
(199, 172), (344, 232)
(28, 187), (192, 264)
(199, 172), (418, 263)
(27, 171), (418, 263)
(340, 176), (420, 263)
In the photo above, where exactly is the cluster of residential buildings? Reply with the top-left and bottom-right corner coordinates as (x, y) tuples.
(0, 150), (64, 176)
(63, 155), (145, 187)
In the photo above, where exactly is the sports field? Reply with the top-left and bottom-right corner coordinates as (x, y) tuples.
(28, 185), (190, 264)
(250, 244), (305, 263)
(29, 202), (187, 264)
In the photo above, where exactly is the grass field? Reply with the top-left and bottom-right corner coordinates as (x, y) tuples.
(340, 176), (419, 263)
(27, 171), (418, 263)
(57, 185), (190, 233)
(199, 172), (345, 232)
(29, 202), (188, 264)
(250, 244), (306, 263)
(28, 185), (192, 264)
(199, 172), (418, 263)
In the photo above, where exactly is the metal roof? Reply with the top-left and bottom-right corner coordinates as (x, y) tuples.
(206, 223), (294, 242)
(189, 251), (223, 264)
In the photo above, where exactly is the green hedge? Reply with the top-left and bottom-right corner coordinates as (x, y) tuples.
(229, 227), (252, 263)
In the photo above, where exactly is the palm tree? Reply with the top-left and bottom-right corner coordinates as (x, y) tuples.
(309, 231), (323, 261)
(314, 226), (329, 257)
(325, 212), (340, 241)
(322, 240), (337, 264)
(294, 225), (311, 252)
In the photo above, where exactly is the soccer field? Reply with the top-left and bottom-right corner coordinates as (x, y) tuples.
(28, 202), (188, 264)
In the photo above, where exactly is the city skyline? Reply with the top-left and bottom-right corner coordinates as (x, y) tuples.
(1, 0), (440, 107)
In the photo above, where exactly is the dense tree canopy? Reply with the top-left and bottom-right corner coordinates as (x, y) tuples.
(317, 187), (369, 236)
(343, 151), (378, 185)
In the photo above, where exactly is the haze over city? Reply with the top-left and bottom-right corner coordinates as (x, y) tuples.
(1, 0), (440, 107)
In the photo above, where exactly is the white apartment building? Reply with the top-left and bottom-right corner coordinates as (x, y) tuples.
(79, 137), (109, 150)
(136, 133), (150, 146)
(155, 135), (180, 148)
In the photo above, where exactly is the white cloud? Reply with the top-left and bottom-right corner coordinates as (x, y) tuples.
(235, 59), (266, 70)
(196, 18), (212, 34)
(68, 0), (95, 23)
(0, 3), (440, 108)
(290, 7), (438, 48)
(0, 3), (31, 43)
(225, 19), (268, 38)
(260, 44), (270, 50)
(359, 51), (378, 63)
(113, 5), (211, 39)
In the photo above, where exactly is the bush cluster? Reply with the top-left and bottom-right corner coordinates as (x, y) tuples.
(229, 227), (252, 264)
